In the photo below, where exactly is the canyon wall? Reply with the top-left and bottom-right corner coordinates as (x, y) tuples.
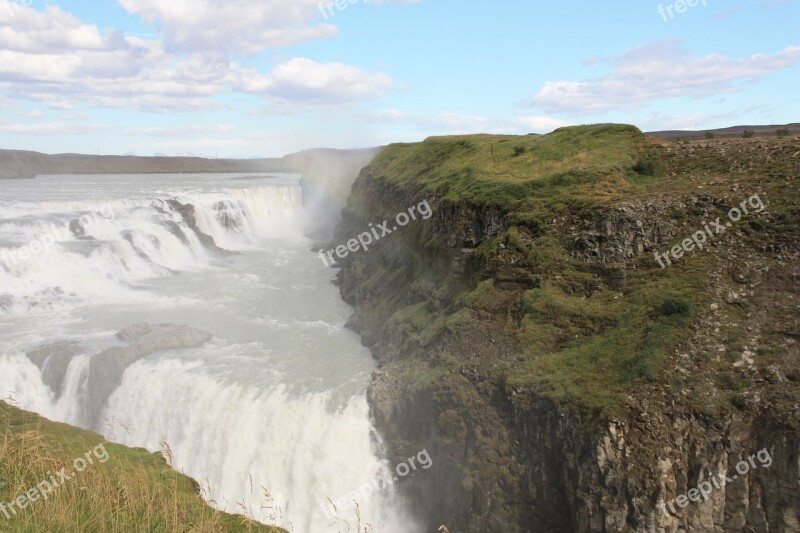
(332, 127), (800, 532)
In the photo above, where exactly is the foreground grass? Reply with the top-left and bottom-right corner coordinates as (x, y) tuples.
(0, 401), (286, 533)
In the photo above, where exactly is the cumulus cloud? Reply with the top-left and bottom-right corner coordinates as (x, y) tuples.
(237, 58), (396, 105)
(514, 115), (574, 132)
(527, 41), (800, 116)
(0, 3), (399, 112)
(118, 0), (338, 55)
(0, 5), (238, 111)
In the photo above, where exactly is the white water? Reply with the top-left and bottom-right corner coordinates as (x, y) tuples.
(0, 173), (418, 532)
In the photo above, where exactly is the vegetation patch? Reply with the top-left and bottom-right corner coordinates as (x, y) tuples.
(0, 402), (284, 533)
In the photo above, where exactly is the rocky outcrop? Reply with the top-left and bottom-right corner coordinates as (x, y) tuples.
(165, 199), (232, 256)
(332, 133), (800, 532)
(26, 341), (84, 398)
(509, 395), (800, 532)
(28, 324), (212, 428)
(86, 323), (212, 426)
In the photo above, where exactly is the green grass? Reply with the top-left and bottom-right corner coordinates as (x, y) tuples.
(353, 124), (766, 418)
(386, 301), (449, 351)
(0, 401), (286, 533)
(342, 125), (799, 424)
(503, 257), (709, 414)
(366, 124), (648, 218)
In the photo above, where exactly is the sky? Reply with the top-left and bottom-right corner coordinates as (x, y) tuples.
(0, 0), (797, 158)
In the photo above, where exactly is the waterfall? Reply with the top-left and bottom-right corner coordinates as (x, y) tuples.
(0, 173), (418, 532)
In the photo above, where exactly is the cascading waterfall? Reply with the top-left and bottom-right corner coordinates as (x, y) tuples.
(0, 173), (418, 532)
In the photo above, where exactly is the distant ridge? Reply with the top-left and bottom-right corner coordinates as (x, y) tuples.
(647, 123), (799, 140)
(0, 146), (380, 180)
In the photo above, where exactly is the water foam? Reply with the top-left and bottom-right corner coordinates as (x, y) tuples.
(0, 174), (419, 532)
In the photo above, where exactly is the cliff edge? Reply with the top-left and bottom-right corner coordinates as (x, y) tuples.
(332, 125), (800, 532)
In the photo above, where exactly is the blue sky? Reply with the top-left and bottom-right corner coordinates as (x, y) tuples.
(0, 0), (797, 157)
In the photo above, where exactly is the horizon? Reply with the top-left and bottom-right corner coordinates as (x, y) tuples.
(2, 121), (799, 160)
(0, 0), (798, 158)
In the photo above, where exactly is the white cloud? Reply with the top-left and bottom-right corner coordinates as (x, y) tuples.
(48, 101), (75, 110)
(0, 49), (82, 81)
(0, 5), (116, 53)
(0, 122), (108, 134)
(122, 124), (236, 137)
(118, 0), (338, 55)
(528, 42), (800, 116)
(514, 115), (574, 132)
(0, 6), (236, 111)
(363, 109), (572, 135)
(0, 5), (399, 112)
(237, 58), (396, 105)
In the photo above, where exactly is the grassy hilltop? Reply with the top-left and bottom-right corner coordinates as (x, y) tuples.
(348, 124), (799, 417)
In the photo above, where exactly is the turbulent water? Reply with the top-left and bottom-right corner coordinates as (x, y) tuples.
(0, 173), (417, 532)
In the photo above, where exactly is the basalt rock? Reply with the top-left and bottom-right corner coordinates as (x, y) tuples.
(332, 133), (800, 532)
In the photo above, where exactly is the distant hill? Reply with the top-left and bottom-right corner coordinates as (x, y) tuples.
(0, 147), (380, 180)
(0, 150), (278, 180)
(647, 123), (799, 140)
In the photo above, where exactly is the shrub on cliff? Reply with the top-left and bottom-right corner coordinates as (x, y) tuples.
(659, 297), (691, 317)
(633, 159), (657, 176)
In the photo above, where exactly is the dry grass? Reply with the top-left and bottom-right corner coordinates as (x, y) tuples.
(0, 400), (285, 533)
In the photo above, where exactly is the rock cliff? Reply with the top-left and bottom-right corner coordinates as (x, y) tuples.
(332, 126), (800, 532)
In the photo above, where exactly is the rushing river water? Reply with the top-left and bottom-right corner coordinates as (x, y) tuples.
(0, 173), (417, 532)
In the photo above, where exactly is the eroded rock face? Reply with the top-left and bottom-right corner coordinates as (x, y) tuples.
(568, 204), (674, 264)
(165, 199), (232, 256)
(26, 341), (84, 398)
(510, 397), (800, 533)
(115, 322), (212, 348)
(25, 324), (212, 428)
(87, 323), (212, 426)
(332, 138), (800, 532)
